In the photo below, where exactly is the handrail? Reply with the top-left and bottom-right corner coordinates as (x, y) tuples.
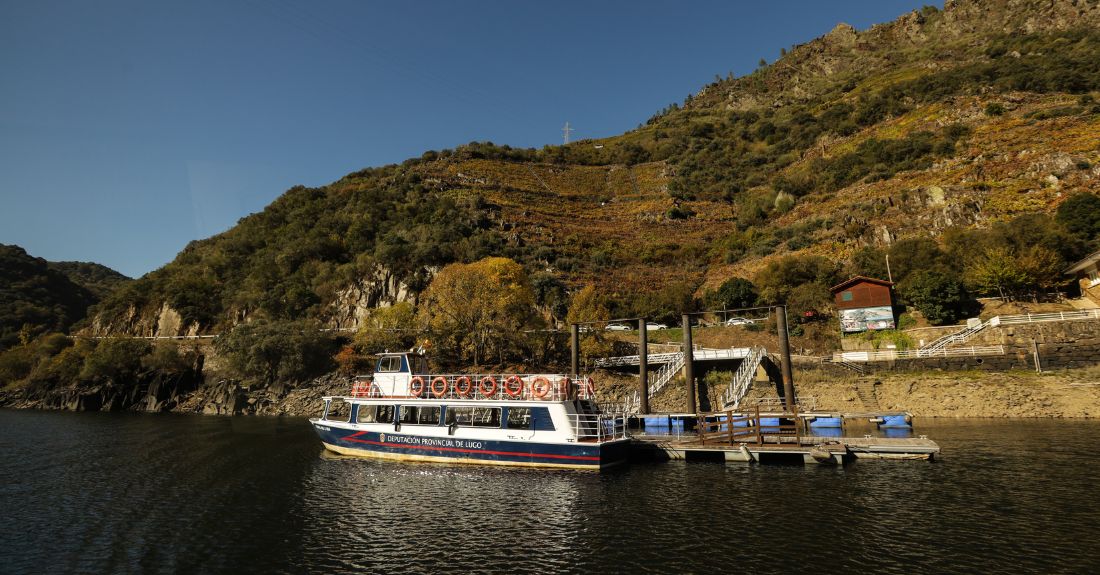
(349, 373), (596, 402)
(920, 309), (1100, 352)
(593, 347), (754, 368)
(721, 346), (766, 409)
(648, 353), (686, 397)
(989, 309), (1100, 326)
(593, 352), (682, 368)
(697, 405), (802, 446)
(567, 412), (628, 441)
(833, 345), (1005, 362)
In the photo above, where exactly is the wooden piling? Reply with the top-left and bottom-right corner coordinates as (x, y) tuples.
(682, 314), (695, 414)
(638, 318), (650, 414)
(776, 305), (795, 410)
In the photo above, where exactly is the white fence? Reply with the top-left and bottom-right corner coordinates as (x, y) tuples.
(833, 345), (1006, 363)
(988, 309), (1100, 327)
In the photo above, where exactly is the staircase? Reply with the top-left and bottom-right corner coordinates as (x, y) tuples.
(855, 380), (880, 410)
(648, 352), (686, 397)
(721, 346), (766, 409)
(920, 320), (987, 354)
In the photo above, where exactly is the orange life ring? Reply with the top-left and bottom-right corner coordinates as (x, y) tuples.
(431, 376), (448, 398)
(531, 376), (552, 399)
(559, 377), (572, 399)
(409, 376), (426, 398)
(504, 375), (524, 398)
(478, 376), (498, 397)
(454, 376), (473, 397)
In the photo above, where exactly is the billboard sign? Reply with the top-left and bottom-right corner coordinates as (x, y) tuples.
(839, 306), (895, 333)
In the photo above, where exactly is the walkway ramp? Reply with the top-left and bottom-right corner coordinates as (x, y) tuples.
(721, 346), (766, 410)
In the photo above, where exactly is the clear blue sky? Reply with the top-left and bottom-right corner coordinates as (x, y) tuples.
(1, 0), (937, 278)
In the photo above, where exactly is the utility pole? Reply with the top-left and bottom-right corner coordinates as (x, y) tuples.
(886, 254), (893, 283)
(563, 122), (574, 145)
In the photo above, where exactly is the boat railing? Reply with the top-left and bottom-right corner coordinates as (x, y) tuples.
(568, 412), (628, 442)
(351, 374), (597, 402)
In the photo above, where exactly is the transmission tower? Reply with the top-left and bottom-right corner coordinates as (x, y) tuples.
(562, 121), (574, 145)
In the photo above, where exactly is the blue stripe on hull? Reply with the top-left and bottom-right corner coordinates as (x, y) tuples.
(311, 422), (629, 469)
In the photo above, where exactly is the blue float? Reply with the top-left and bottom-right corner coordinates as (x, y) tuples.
(879, 414), (912, 428)
(809, 417), (843, 428)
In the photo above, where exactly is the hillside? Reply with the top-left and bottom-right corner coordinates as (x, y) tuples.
(47, 261), (131, 301)
(0, 245), (98, 350)
(88, 0), (1100, 338)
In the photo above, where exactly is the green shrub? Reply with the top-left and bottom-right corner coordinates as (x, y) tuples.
(216, 320), (339, 385)
(80, 338), (153, 381)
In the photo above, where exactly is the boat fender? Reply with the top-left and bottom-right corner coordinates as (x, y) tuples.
(410, 376), (426, 398)
(739, 445), (755, 462)
(431, 376), (448, 398)
(504, 375), (524, 398)
(531, 376), (552, 399)
(479, 376), (498, 398)
(454, 376), (473, 397)
(448, 422), (458, 436)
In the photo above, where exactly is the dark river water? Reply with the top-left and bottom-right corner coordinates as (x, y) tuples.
(2, 410), (1099, 574)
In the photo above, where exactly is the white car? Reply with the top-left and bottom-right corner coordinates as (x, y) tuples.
(605, 323), (632, 331)
(725, 317), (752, 326)
(645, 322), (668, 331)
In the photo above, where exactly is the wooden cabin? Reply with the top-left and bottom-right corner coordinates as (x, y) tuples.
(830, 276), (896, 333)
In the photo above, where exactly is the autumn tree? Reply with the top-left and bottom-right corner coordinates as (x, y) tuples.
(1016, 245), (1067, 301)
(418, 257), (537, 366)
(966, 247), (1026, 301)
(355, 302), (416, 355)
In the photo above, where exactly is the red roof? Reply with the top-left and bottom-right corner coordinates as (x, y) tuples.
(829, 275), (894, 293)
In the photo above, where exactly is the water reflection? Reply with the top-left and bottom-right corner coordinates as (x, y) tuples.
(1, 411), (1098, 574)
(294, 454), (593, 573)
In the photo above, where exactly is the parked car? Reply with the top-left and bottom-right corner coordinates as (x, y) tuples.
(605, 323), (632, 331)
(645, 322), (668, 331)
(725, 317), (752, 326)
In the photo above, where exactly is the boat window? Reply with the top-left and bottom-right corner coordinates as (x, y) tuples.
(531, 407), (555, 431)
(376, 405), (395, 424)
(417, 406), (441, 425)
(355, 405), (377, 423)
(445, 407), (501, 428)
(376, 356), (402, 373)
(326, 401), (350, 422)
(411, 356), (428, 374)
(399, 406), (419, 424)
(506, 407), (532, 429)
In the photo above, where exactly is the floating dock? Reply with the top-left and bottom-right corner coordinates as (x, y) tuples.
(626, 408), (941, 465)
(631, 435), (940, 465)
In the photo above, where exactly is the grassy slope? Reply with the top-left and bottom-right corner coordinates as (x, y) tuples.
(86, 0), (1100, 334)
